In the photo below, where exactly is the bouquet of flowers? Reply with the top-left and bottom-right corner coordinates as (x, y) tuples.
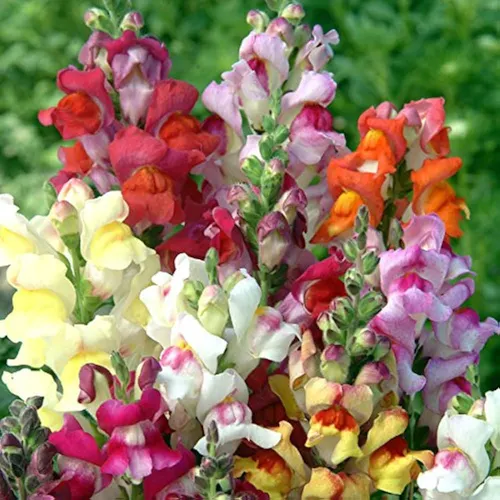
(0, 0), (499, 498)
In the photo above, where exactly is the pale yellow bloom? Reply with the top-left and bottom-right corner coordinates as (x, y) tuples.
(0, 194), (50, 266)
(1, 253), (75, 344)
(80, 191), (154, 270)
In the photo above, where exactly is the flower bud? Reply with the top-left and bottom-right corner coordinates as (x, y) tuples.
(111, 351), (130, 389)
(31, 442), (57, 476)
(468, 398), (485, 418)
(182, 280), (205, 307)
(8, 400), (26, 418)
(354, 205), (369, 235)
(57, 178), (94, 211)
(357, 291), (385, 322)
(222, 270), (247, 293)
(361, 251), (379, 275)
(266, 18), (294, 46)
(273, 125), (290, 144)
(49, 201), (79, 238)
(83, 8), (107, 29)
(320, 345), (350, 383)
(260, 158), (285, 206)
(450, 392), (476, 415)
(26, 396), (44, 410)
(207, 419), (220, 445)
(293, 24), (312, 48)
(198, 285), (229, 337)
(28, 427), (50, 450)
(373, 337), (391, 361)
(265, 0), (282, 12)
(282, 3), (306, 23)
(137, 357), (162, 391)
(355, 361), (391, 386)
(241, 156), (263, 186)
(350, 328), (377, 357)
(25, 475), (41, 494)
(0, 417), (19, 434)
(343, 239), (359, 262)
(20, 407), (40, 438)
(246, 9), (269, 32)
(344, 268), (364, 297)
(0, 434), (22, 452)
(257, 212), (291, 270)
(120, 11), (144, 31)
(330, 297), (355, 327)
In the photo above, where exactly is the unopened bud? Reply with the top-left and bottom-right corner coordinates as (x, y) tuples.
(198, 285), (229, 337)
(261, 159), (285, 205)
(28, 427), (50, 450)
(84, 8), (107, 29)
(259, 136), (274, 161)
(388, 218), (404, 248)
(0, 470), (13, 499)
(357, 291), (385, 321)
(281, 3), (306, 23)
(49, 201), (79, 238)
(257, 212), (291, 270)
(293, 24), (312, 48)
(0, 434), (22, 451)
(355, 361), (391, 386)
(350, 328), (377, 357)
(343, 239), (359, 262)
(182, 280), (205, 306)
(26, 396), (44, 410)
(25, 475), (41, 494)
(320, 345), (350, 383)
(111, 351), (130, 389)
(8, 400), (26, 418)
(32, 442), (57, 475)
(246, 9), (269, 32)
(330, 297), (355, 326)
(468, 398), (485, 418)
(266, 17), (294, 46)
(205, 248), (219, 285)
(222, 271), (247, 294)
(241, 156), (264, 186)
(20, 406), (40, 438)
(0, 417), (19, 434)
(120, 11), (144, 32)
(451, 392), (475, 415)
(344, 268), (364, 297)
(265, 0), (282, 12)
(373, 337), (391, 361)
(6, 449), (26, 478)
(137, 357), (162, 391)
(272, 125), (290, 144)
(361, 251), (379, 275)
(58, 178), (94, 211)
(354, 205), (369, 235)
(207, 420), (220, 445)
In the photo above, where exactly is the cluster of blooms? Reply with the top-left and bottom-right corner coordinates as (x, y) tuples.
(0, 0), (499, 498)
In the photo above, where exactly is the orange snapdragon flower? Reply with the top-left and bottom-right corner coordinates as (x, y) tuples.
(411, 157), (469, 238)
(312, 118), (405, 243)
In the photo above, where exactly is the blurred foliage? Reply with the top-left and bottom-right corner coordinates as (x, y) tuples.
(0, 0), (499, 412)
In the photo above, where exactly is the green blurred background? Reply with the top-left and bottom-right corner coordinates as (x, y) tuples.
(1, 0), (499, 413)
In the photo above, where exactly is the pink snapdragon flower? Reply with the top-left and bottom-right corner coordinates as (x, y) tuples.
(104, 30), (171, 125)
(96, 388), (182, 481)
(49, 415), (112, 498)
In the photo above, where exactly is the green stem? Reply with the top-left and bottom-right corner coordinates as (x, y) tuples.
(130, 484), (143, 500)
(16, 478), (26, 500)
(258, 268), (270, 306)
